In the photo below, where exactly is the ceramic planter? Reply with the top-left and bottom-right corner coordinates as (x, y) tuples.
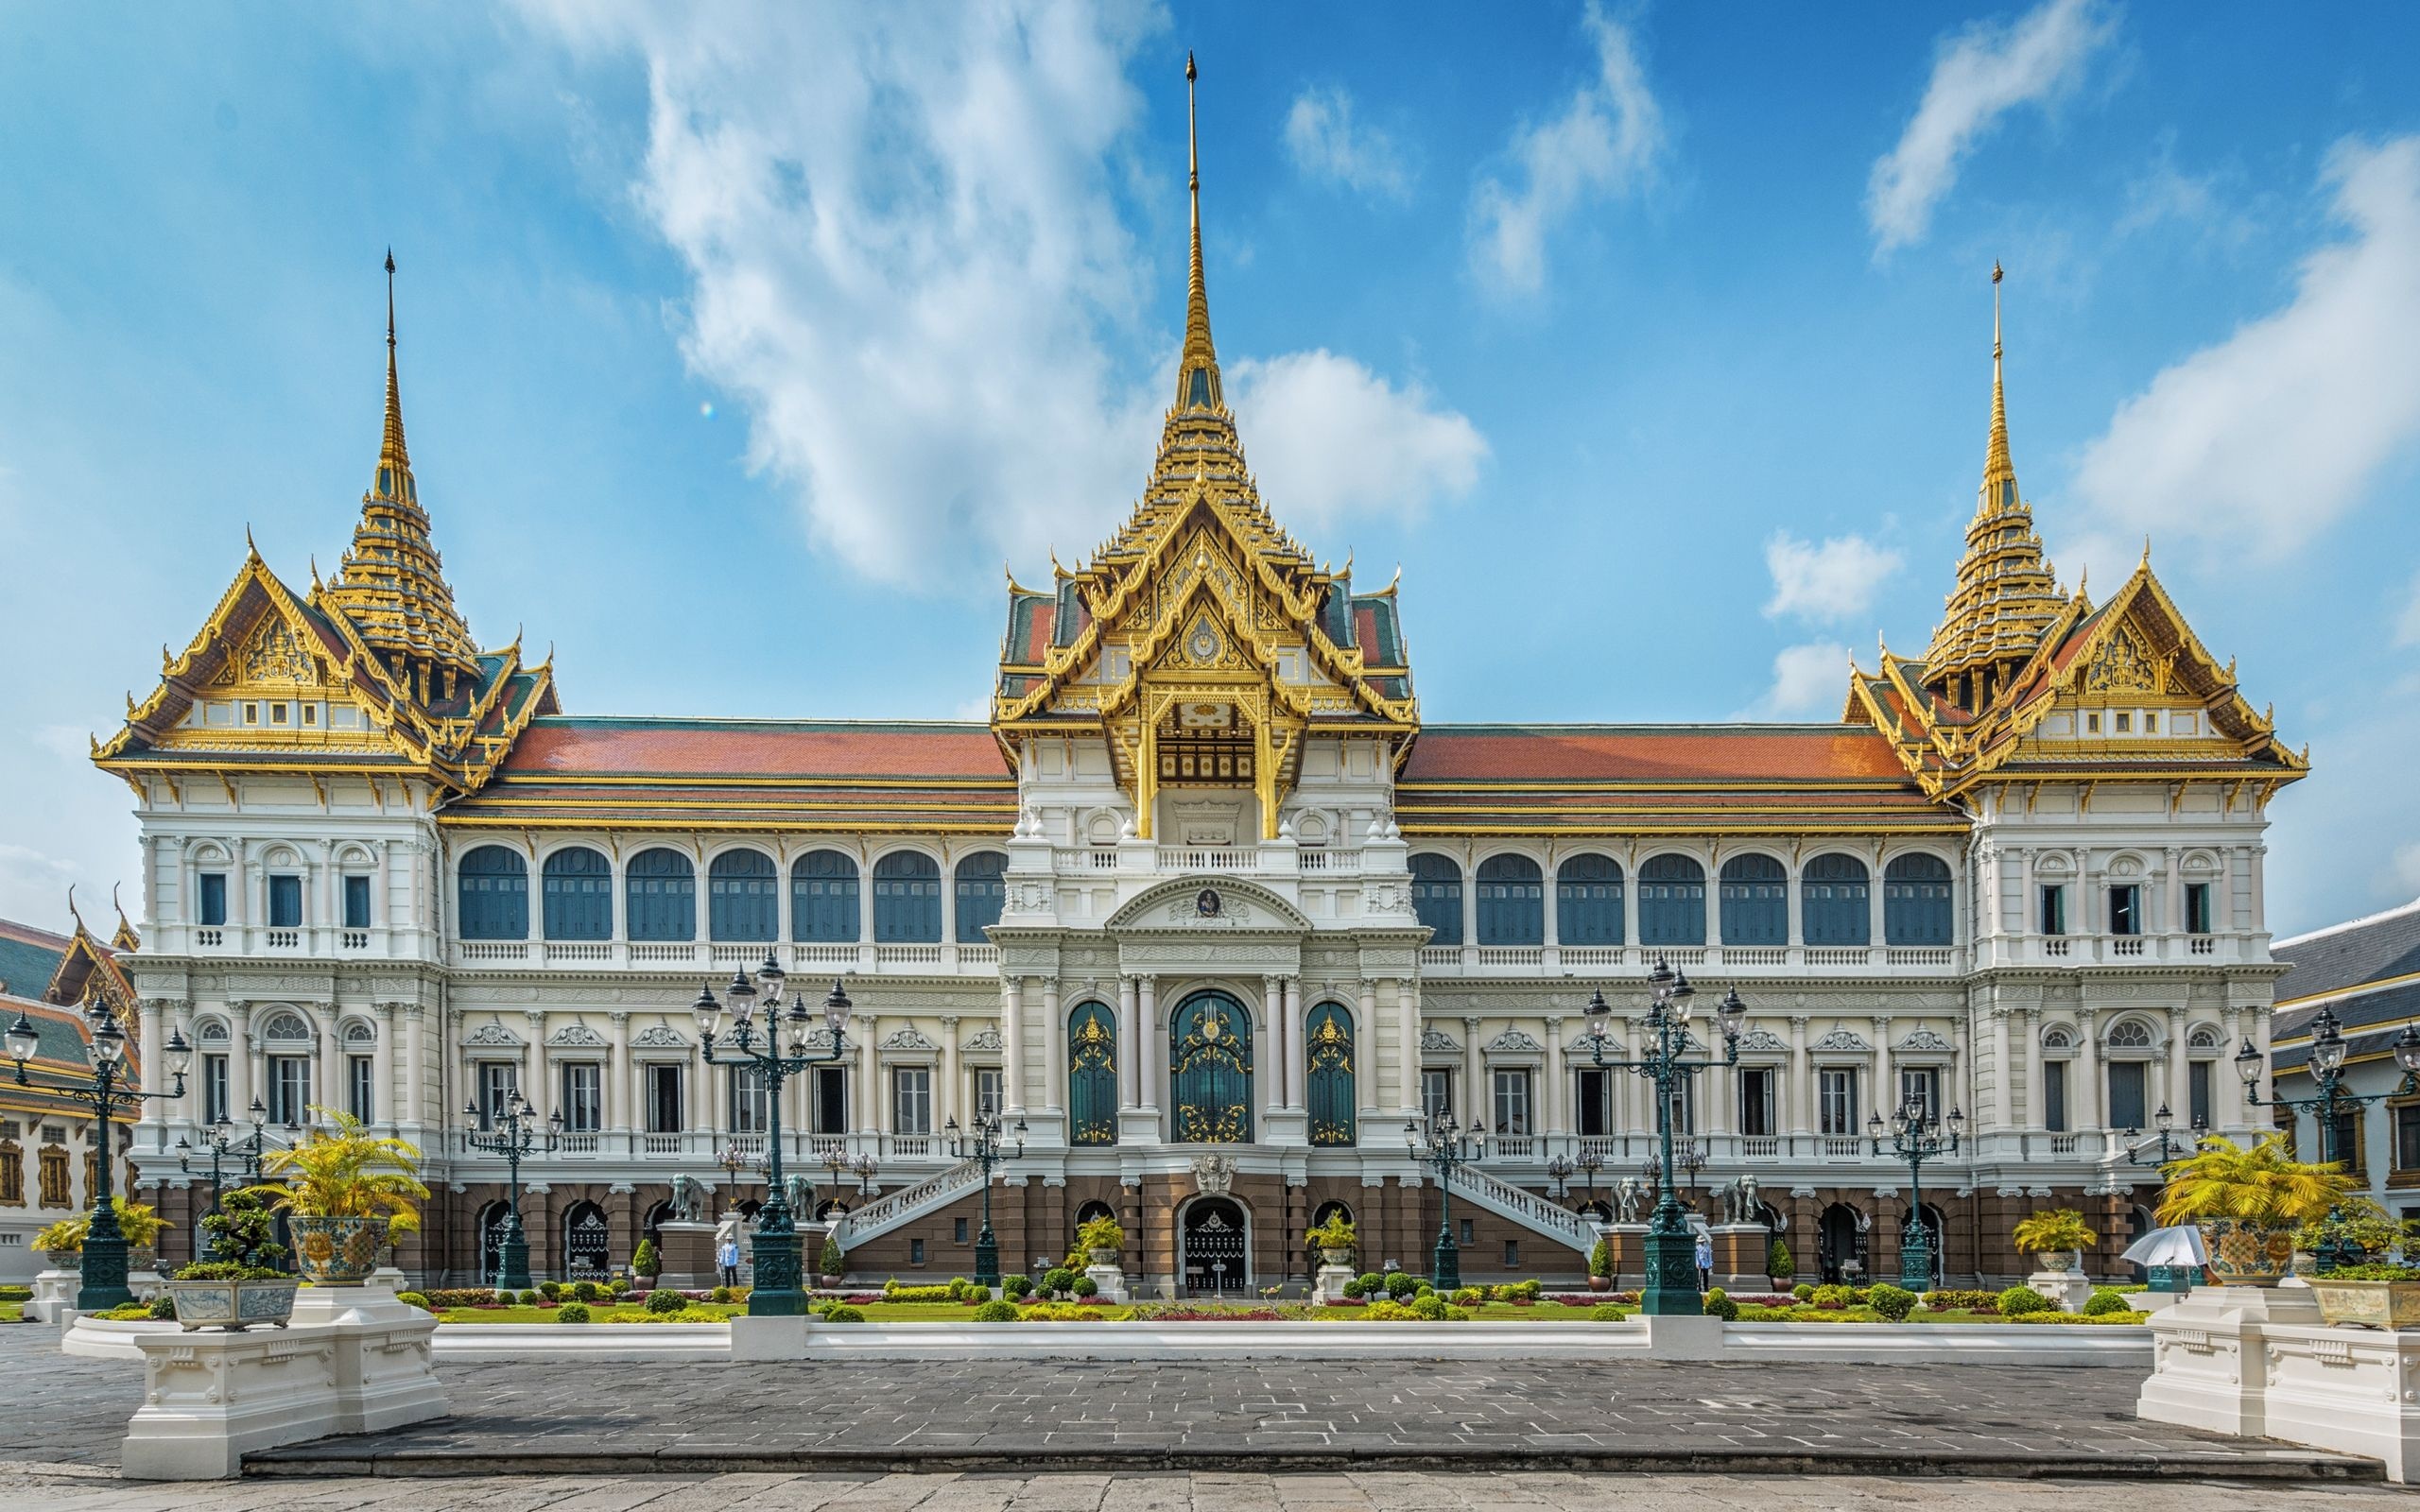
(2030, 1249), (2077, 1274)
(287, 1216), (385, 1284)
(2307, 1277), (2420, 1331)
(41, 1248), (80, 1272)
(2196, 1218), (2297, 1286)
(1091, 1247), (1121, 1266)
(164, 1277), (300, 1332)
(1589, 1276), (1613, 1293)
(1319, 1247), (1354, 1268)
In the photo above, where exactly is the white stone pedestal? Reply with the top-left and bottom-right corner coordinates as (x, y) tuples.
(28, 1268), (76, 1324)
(1314, 1264), (1357, 1305)
(2137, 1284), (2325, 1437)
(1084, 1264), (1130, 1305)
(121, 1279), (447, 1480)
(1641, 1314), (1726, 1360)
(730, 1312), (805, 1361)
(2027, 1268), (2092, 1313)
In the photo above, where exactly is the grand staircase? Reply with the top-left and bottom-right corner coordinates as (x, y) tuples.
(1443, 1163), (1601, 1256)
(833, 1157), (987, 1246)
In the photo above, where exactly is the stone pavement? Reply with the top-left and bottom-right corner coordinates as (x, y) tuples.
(0, 1321), (2375, 1483)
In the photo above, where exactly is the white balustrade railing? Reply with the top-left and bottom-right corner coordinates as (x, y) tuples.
(1447, 1162), (1597, 1253)
(1297, 850), (1364, 871)
(558, 1132), (599, 1155)
(1740, 1135), (1782, 1159)
(1154, 847), (1256, 872)
(839, 1157), (988, 1242)
(1418, 946), (1462, 968)
(1888, 946), (1958, 966)
(1476, 947), (1545, 968)
(1819, 1137), (1865, 1159)
(1487, 1134), (1537, 1160)
(876, 944), (943, 967)
(1803, 947), (1872, 967)
(1720, 946), (1788, 967)
(545, 941), (613, 963)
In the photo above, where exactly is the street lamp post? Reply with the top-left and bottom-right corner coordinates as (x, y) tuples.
(1580, 959), (1746, 1316)
(2240, 1010), (2420, 1271)
(943, 1110), (1027, 1287)
(1575, 1148), (1604, 1214)
(718, 1140), (767, 1205)
(1867, 1096), (1963, 1292)
(460, 1086), (562, 1292)
(5, 997), (190, 1311)
(1403, 1110), (1483, 1291)
(695, 958), (855, 1317)
(850, 1153), (877, 1196)
(1545, 1154), (1575, 1204)
(2123, 1103), (2204, 1167)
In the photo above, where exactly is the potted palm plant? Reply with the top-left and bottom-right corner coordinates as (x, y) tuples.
(1078, 1214), (1127, 1267)
(34, 1198), (167, 1274)
(246, 1108), (428, 1285)
(164, 1187), (298, 1331)
(1305, 1213), (1356, 1269)
(2155, 1133), (2358, 1287)
(2012, 1209), (2099, 1275)
(35, 1216), (85, 1273)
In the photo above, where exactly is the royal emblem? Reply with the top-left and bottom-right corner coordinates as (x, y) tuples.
(1196, 888), (1221, 918)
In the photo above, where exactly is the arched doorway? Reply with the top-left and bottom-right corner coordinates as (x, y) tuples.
(1819, 1202), (1866, 1283)
(478, 1201), (514, 1286)
(1905, 1202), (1945, 1289)
(1169, 990), (1253, 1144)
(563, 1201), (611, 1280)
(1181, 1197), (1250, 1295)
(643, 1200), (672, 1253)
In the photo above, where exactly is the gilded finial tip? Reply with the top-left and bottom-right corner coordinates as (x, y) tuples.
(1992, 260), (2003, 284)
(1186, 50), (1196, 82)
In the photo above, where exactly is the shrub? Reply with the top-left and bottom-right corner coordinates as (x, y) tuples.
(1702, 1288), (1739, 1321)
(2082, 1288), (2128, 1316)
(1409, 1293), (1457, 1320)
(422, 1288), (496, 1309)
(632, 1238), (660, 1278)
(94, 1303), (156, 1321)
(1077, 1215), (1128, 1253)
(1791, 1283), (1815, 1303)
(1451, 1287), (1483, 1307)
(883, 1283), (959, 1303)
(1589, 1238), (1612, 1278)
(524, 1290), (548, 1307)
(1590, 1302), (1628, 1321)
(572, 1280), (601, 1303)
(1072, 1276), (1099, 1298)
(1384, 1271), (1419, 1298)
(1341, 1278), (1367, 1299)
(973, 1299), (1019, 1322)
(1810, 1284), (1853, 1309)
(1923, 1289), (1998, 1313)
(645, 1287), (688, 1315)
(820, 1233), (846, 1279)
(1414, 1282), (1435, 1298)
(709, 1286), (735, 1305)
(147, 1294), (178, 1320)
(2013, 1208), (2100, 1258)
(1357, 1272), (1386, 1296)
(1868, 1284), (1917, 1322)
(396, 1291), (431, 1310)
(1768, 1238), (1794, 1280)
(0, 1285), (30, 1303)
(1041, 1267), (1078, 1299)
(539, 1280), (564, 1301)
(556, 1302), (592, 1323)
(1305, 1213), (1356, 1256)
(172, 1261), (285, 1281)
(1002, 1274), (1034, 1299)
(1508, 1278), (1542, 1301)
(1360, 1299), (1418, 1320)
(1997, 1284), (2051, 1316)
(821, 1304), (867, 1322)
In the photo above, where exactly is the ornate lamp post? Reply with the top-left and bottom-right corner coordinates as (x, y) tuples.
(460, 1086), (562, 1292)
(5, 997), (190, 1311)
(695, 958), (854, 1317)
(1575, 1147), (1605, 1214)
(1545, 1154), (1575, 1203)
(2124, 1103), (2204, 1167)
(1867, 1096), (1962, 1291)
(942, 1109), (1026, 1287)
(1581, 959), (1746, 1316)
(2240, 1010), (2420, 1270)
(718, 1140), (768, 1204)
(1404, 1109), (1484, 1291)
(850, 1152), (878, 1196)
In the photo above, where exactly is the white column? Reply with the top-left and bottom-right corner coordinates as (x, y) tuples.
(1992, 1006), (2014, 1128)
(1394, 979), (1419, 1115)
(1001, 979), (1027, 1116)
(372, 1004), (396, 1129)
(138, 998), (167, 1144)
(1544, 1017), (1566, 1137)
(1462, 1018), (1483, 1126)
(940, 1016), (961, 1130)
(2166, 1009), (2190, 1123)
(2024, 1009), (2045, 1129)
(401, 1004), (424, 1132)
(1283, 978), (1305, 1110)
(1042, 980), (1064, 1115)
(1138, 976), (1160, 1113)
(606, 1013), (630, 1134)
(1256, 976), (1280, 1127)
(2164, 848), (2184, 936)
(1356, 980), (1378, 1119)
(2077, 1012), (2102, 1129)
(859, 1015), (883, 1135)
(1788, 1015), (1810, 1136)
(1116, 976), (1139, 1110)
(1873, 1017), (1893, 1116)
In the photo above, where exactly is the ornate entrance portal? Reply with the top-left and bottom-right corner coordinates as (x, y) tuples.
(563, 1201), (610, 1280)
(1182, 1197), (1249, 1294)
(1170, 990), (1253, 1143)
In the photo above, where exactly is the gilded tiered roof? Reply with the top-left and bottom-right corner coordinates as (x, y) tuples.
(1919, 265), (2067, 711)
(318, 253), (485, 704)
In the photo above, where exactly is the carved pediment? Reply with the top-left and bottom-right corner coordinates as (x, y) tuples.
(461, 1022), (523, 1047)
(1812, 1027), (1870, 1052)
(962, 1024), (1004, 1052)
(881, 1027), (938, 1052)
(1486, 1029), (1543, 1053)
(1420, 1027), (1461, 1053)
(547, 1023), (609, 1047)
(1737, 1027), (1788, 1052)
(1897, 1027), (1953, 1053)
(631, 1024), (690, 1050)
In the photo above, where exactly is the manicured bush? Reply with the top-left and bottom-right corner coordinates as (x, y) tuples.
(1384, 1271), (1419, 1298)
(1868, 1284), (1917, 1322)
(1590, 1302), (1628, 1321)
(645, 1287), (688, 1315)
(1589, 1238), (1612, 1279)
(396, 1291), (431, 1310)
(1357, 1271), (1386, 1296)
(1041, 1267), (1078, 1299)
(882, 1282), (959, 1303)
(709, 1286), (735, 1305)
(1768, 1238), (1794, 1280)
(1409, 1293), (1458, 1320)
(1002, 1274), (1033, 1299)
(522, 1290), (546, 1307)
(973, 1299), (1019, 1322)
(538, 1280), (563, 1301)
(1342, 1278), (1367, 1298)
(2083, 1287), (2128, 1316)
(632, 1238), (660, 1279)
(1451, 1287), (1483, 1306)
(147, 1294), (178, 1320)
(572, 1280), (602, 1303)
(820, 1233), (846, 1279)
(1414, 1282), (1435, 1298)
(1791, 1283), (1815, 1303)
(421, 1288), (496, 1309)
(1072, 1276), (1099, 1298)
(1508, 1279), (1543, 1301)
(1701, 1288), (1739, 1321)
(1810, 1284), (1853, 1309)
(1359, 1299), (1418, 1320)
(1997, 1284), (2051, 1316)
(556, 1302), (592, 1323)
(1922, 1289), (1998, 1313)
(821, 1304), (867, 1322)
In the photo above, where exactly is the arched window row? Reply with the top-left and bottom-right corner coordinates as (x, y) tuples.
(1404, 849), (1961, 949)
(452, 845), (1009, 944)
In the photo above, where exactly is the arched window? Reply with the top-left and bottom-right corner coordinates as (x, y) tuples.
(1410, 854), (1462, 945)
(625, 849), (696, 942)
(1475, 855), (1544, 946)
(872, 852), (942, 942)
(1556, 855), (1624, 946)
(1638, 854), (1706, 946)
(457, 846), (527, 940)
(955, 851), (1009, 942)
(708, 850), (777, 941)
(1067, 1002), (1117, 1146)
(1169, 990), (1253, 1144)
(1884, 854), (1954, 946)
(1801, 853), (1871, 947)
(1720, 854), (1788, 946)
(2107, 1019), (2154, 1049)
(790, 850), (859, 942)
(2042, 1025), (2075, 1049)
(1305, 1003), (1356, 1147)
(541, 848), (612, 941)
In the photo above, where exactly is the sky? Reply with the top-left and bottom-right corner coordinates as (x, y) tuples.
(3, 1), (2418, 940)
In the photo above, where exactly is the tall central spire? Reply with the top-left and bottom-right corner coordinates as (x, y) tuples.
(1175, 50), (1222, 413)
(381, 248), (411, 484)
(1981, 259), (2012, 507)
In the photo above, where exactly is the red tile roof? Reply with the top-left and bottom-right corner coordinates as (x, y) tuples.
(496, 719), (1011, 781)
(1402, 726), (1913, 784)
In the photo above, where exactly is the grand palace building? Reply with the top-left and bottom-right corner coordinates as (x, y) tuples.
(92, 94), (2309, 1296)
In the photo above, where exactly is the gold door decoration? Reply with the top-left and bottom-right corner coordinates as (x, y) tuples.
(1067, 1002), (1118, 1147)
(1304, 1002), (1357, 1147)
(1169, 990), (1253, 1144)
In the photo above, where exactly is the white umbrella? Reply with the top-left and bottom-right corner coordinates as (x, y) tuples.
(2121, 1225), (2207, 1267)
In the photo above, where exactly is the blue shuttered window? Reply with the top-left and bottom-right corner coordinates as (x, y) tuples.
(1800, 852), (1870, 946)
(1475, 856), (1544, 946)
(1637, 854), (1706, 946)
(1719, 854), (1789, 946)
(791, 850), (859, 942)
(708, 850), (778, 941)
(542, 848), (612, 941)
(1884, 854), (1955, 946)
(625, 849), (696, 942)
(954, 851), (1008, 942)
(1067, 1002), (1117, 1146)
(873, 852), (942, 942)
(1305, 1003), (1356, 1147)
(457, 846), (527, 940)
(1410, 854), (1463, 945)
(1555, 855), (1623, 945)
(268, 874), (304, 929)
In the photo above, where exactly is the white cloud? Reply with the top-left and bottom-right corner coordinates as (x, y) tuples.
(1738, 642), (1853, 720)
(1467, 4), (1665, 297)
(1866, 0), (2116, 253)
(1762, 532), (1902, 624)
(1284, 86), (1410, 201)
(1227, 351), (1485, 529)
(2062, 136), (2420, 583)
(0, 842), (81, 927)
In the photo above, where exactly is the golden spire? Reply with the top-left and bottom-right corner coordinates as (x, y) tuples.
(380, 248), (411, 485)
(1982, 260), (2011, 502)
(1174, 50), (1222, 414)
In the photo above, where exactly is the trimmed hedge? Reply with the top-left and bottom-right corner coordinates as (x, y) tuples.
(821, 1304), (867, 1322)
(1997, 1284), (2051, 1316)
(645, 1288), (689, 1315)
(972, 1299), (1019, 1322)
(556, 1302), (592, 1323)
(421, 1288), (497, 1309)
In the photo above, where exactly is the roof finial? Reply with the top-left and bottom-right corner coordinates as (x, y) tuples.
(1174, 51), (1221, 413)
(378, 249), (411, 489)
(1981, 260), (2013, 508)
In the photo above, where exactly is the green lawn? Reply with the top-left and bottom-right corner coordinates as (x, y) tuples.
(428, 1298), (2142, 1326)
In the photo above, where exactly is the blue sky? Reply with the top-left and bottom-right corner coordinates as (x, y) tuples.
(3, 2), (2418, 939)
